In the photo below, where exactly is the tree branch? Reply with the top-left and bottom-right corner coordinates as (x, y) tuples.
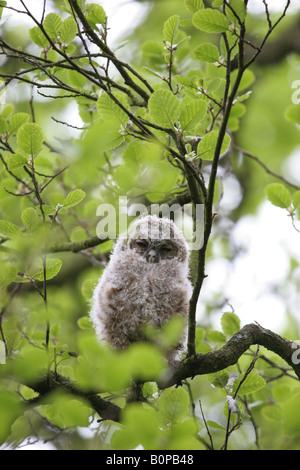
(245, 0), (291, 69)
(48, 235), (108, 253)
(235, 145), (300, 190)
(163, 323), (300, 388)
(186, 14), (246, 358)
(68, 0), (153, 103)
(29, 372), (121, 422)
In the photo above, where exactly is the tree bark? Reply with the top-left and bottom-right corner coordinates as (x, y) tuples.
(163, 323), (300, 388)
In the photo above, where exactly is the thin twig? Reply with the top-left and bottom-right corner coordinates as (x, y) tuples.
(222, 346), (260, 450)
(245, 0), (291, 69)
(235, 145), (300, 190)
(199, 400), (214, 450)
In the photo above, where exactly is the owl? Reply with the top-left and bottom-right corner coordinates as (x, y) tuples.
(90, 215), (192, 361)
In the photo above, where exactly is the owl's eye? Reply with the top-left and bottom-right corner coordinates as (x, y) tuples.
(161, 245), (172, 252)
(135, 239), (148, 248)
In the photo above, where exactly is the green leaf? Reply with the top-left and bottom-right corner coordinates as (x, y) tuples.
(17, 123), (44, 157)
(5, 329), (21, 355)
(293, 190), (300, 209)
(180, 99), (207, 131)
(285, 104), (300, 125)
(12, 345), (48, 382)
(60, 17), (77, 44)
(195, 327), (212, 353)
(123, 140), (157, 165)
(9, 112), (30, 135)
(262, 404), (283, 422)
(233, 372), (266, 396)
(163, 15), (180, 44)
(226, 0), (247, 24)
(208, 370), (229, 388)
(282, 392), (300, 437)
(0, 1), (7, 21)
(0, 392), (24, 446)
(43, 13), (63, 41)
(159, 388), (189, 425)
(196, 327), (205, 343)
(97, 92), (129, 127)
(50, 323), (60, 338)
(68, 70), (87, 88)
(63, 189), (86, 209)
(83, 118), (124, 155)
(21, 207), (40, 230)
(206, 329), (226, 343)
(81, 278), (99, 300)
(148, 88), (181, 127)
(0, 117), (7, 135)
(159, 316), (186, 350)
(193, 8), (229, 33)
(124, 343), (165, 382)
(1, 104), (14, 119)
(77, 316), (92, 330)
(233, 91), (252, 104)
(116, 139), (179, 197)
(36, 204), (56, 217)
(206, 77), (224, 93)
(112, 403), (162, 450)
(184, 0), (204, 13)
(272, 384), (292, 403)
(34, 258), (62, 281)
(220, 32), (239, 60)
(265, 183), (292, 209)
(221, 311), (241, 337)
(197, 130), (231, 160)
(43, 392), (91, 428)
(231, 68), (255, 92)
(175, 75), (199, 91)
(0, 263), (18, 287)
(29, 26), (49, 48)
(206, 420), (225, 430)
(86, 3), (106, 27)
(194, 42), (220, 63)
(0, 220), (22, 237)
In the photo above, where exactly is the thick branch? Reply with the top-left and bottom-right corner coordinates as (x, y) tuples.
(186, 19), (246, 358)
(30, 372), (121, 422)
(163, 323), (300, 388)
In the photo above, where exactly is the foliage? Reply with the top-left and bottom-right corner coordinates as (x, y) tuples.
(0, 0), (299, 451)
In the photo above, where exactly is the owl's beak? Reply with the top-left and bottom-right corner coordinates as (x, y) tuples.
(145, 248), (159, 263)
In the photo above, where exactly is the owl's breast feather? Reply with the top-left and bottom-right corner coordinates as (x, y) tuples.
(107, 256), (191, 309)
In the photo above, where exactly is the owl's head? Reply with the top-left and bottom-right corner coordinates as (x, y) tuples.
(123, 215), (189, 264)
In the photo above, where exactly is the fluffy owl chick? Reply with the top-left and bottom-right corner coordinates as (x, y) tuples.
(90, 215), (192, 360)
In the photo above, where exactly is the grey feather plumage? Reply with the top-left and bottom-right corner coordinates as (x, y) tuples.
(90, 215), (192, 360)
